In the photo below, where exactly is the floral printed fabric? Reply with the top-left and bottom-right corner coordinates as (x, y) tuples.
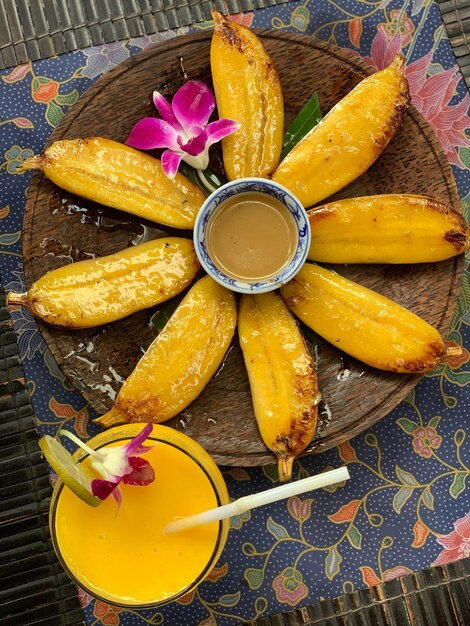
(0, 1), (469, 625)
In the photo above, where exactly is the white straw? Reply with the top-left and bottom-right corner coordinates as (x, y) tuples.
(164, 466), (350, 534)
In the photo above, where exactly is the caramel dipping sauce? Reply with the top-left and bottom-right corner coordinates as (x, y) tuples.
(206, 192), (298, 282)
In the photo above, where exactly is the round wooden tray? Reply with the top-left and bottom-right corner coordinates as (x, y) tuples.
(22, 31), (463, 466)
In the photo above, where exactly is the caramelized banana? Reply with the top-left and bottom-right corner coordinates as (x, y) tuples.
(7, 238), (199, 328)
(19, 137), (205, 229)
(272, 55), (410, 207)
(308, 194), (470, 263)
(238, 292), (320, 481)
(281, 264), (453, 373)
(95, 276), (237, 426)
(210, 11), (284, 180)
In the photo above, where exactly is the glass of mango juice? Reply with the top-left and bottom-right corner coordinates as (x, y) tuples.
(49, 424), (230, 607)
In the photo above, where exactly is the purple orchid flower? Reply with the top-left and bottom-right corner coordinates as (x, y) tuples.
(60, 424), (155, 506)
(125, 80), (240, 179)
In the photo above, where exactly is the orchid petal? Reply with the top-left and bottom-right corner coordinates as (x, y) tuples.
(127, 80), (238, 179)
(182, 151), (210, 171)
(93, 425), (154, 480)
(172, 81), (215, 135)
(124, 423), (154, 456)
(123, 456), (155, 485)
(61, 425), (155, 507)
(153, 91), (181, 130)
(111, 485), (122, 508)
(91, 477), (121, 500)
(205, 119), (241, 147)
(179, 130), (208, 157)
(93, 447), (131, 478)
(125, 118), (180, 151)
(161, 149), (184, 179)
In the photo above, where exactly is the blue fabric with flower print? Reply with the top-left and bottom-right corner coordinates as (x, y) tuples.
(0, 1), (469, 625)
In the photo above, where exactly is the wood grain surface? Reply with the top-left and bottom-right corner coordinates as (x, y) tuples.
(22, 31), (463, 466)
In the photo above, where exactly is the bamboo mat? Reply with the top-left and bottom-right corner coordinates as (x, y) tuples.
(1, 1), (468, 83)
(436, 0), (470, 86)
(0, 0), (291, 69)
(248, 557), (470, 625)
(0, 0), (470, 86)
(0, 285), (84, 626)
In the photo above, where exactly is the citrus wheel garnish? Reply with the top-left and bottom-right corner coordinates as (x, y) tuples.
(39, 435), (102, 507)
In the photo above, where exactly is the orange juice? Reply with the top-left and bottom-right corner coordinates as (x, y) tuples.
(50, 425), (229, 607)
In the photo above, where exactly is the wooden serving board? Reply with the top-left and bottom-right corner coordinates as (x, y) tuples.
(22, 31), (463, 466)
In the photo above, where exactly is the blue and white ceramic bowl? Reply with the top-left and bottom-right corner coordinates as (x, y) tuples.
(193, 177), (311, 294)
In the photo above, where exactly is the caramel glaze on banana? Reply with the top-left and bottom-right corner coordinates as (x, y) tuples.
(238, 292), (320, 481)
(7, 238), (200, 328)
(95, 276), (237, 427)
(19, 137), (205, 229)
(272, 55), (410, 208)
(308, 194), (470, 263)
(211, 11), (284, 180)
(281, 264), (452, 374)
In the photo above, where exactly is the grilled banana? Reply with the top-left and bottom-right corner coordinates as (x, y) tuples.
(272, 55), (410, 208)
(7, 238), (199, 328)
(308, 194), (470, 263)
(95, 275), (237, 426)
(210, 11), (284, 180)
(19, 137), (205, 229)
(280, 264), (450, 374)
(238, 292), (320, 481)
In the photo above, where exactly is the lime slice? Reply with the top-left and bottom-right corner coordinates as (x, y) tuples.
(39, 435), (102, 507)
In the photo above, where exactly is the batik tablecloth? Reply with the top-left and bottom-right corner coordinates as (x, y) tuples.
(1, 1), (469, 625)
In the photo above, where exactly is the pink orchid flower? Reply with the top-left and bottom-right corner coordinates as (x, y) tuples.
(125, 80), (240, 179)
(61, 423), (155, 506)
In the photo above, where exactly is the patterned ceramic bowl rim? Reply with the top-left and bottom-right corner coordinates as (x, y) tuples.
(193, 177), (311, 294)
